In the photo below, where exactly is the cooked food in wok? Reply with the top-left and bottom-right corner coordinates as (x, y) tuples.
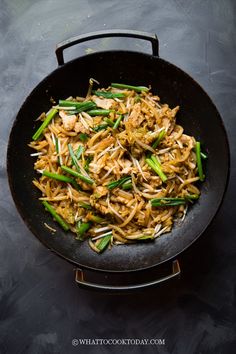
(29, 81), (206, 253)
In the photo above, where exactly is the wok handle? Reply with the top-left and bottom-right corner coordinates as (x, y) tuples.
(55, 29), (159, 65)
(75, 260), (180, 291)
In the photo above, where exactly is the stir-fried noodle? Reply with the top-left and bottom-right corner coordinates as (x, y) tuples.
(29, 82), (205, 253)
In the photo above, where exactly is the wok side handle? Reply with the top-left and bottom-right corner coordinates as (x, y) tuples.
(55, 29), (159, 65)
(75, 260), (180, 291)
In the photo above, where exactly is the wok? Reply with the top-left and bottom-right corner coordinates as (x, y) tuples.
(7, 30), (229, 290)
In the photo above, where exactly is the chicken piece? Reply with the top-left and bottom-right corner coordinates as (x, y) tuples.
(93, 136), (115, 151)
(51, 155), (58, 163)
(92, 96), (114, 110)
(110, 195), (130, 205)
(74, 121), (90, 134)
(126, 103), (144, 128)
(89, 196), (109, 215)
(59, 110), (77, 131)
(119, 159), (132, 174)
(89, 155), (107, 174)
(95, 186), (108, 198)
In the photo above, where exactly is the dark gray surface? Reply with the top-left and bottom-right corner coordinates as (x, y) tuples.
(0, 0), (235, 353)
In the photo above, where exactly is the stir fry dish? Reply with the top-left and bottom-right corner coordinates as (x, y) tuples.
(29, 80), (206, 253)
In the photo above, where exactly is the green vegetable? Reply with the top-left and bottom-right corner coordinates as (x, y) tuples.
(146, 155), (167, 182)
(104, 117), (115, 127)
(113, 115), (123, 129)
(121, 180), (132, 190)
(111, 83), (149, 92)
(89, 215), (106, 223)
(61, 165), (94, 185)
(93, 124), (108, 132)
(55, 137), (62, 165)
(42, 170), (75, 184)
(184, 194), (199, 201)
(79, 133), (89, 142)
(58, 100), (96, 113)
(87, 109), (112, 116)
(78, 202), (92, 210)
(96, 233), (112, 252)
(42, 200), (69, 231)
(32, 108), (58, 140)
(93, 90), (126, 99)
(152, 130), (166, 149)
(42, 169), (81, 191)
(76, 221), (91, 240)
(151, 197), (186, 207)
(68, 144), (80, 171)
(151, 195), (199, 207)
(107, 176), (132, 190)
(84, 156), (93, 172)
(67, 110), (78, 115)
(195, 142), (205, 181)
(75, 145), (84, 160)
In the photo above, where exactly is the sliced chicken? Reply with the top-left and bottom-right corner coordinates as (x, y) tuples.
(74, 121), (90, 134)
(92, 96), (114, 110)
(126, 103), (145, 128)
(59, 110), (77, 131)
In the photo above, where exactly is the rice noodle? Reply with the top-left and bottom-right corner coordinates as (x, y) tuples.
(29, 84), (202, 253)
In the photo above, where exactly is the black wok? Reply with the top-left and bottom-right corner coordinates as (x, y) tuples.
(7, 30), (229, 290)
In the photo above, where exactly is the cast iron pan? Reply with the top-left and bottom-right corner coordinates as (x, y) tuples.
(7, 30), (229, 290)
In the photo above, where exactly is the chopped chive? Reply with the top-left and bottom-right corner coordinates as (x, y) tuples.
(79, 133), (89, 142)
(76, 221), (91, 240)
(196, 142), (205, 181)
(184, 194), (199, 201)
(71, 180), (82, 191)
(42, 201), (69, 231)
(68, 144), (80, 172)
(84, 156), (93, 172)
(96, 233), (112, 252)
(121, 180), (132, 190)
(61, 165), (94, 185)
(111, 83), (149, 92)
(104, 117), (115, 127)
(92, 90), (126, 99)
(89, 214), (106, 223)
(152, 130), (166, 149)
(146, 156), (167, 182)
(55, 137), (62, 165)
(42, 170), (75, 184)
(59, 100), (96, 113)
(78, 202), (92, 210)
(113, 115), (123, 129)
(151, 195), (199, 207)
(75, 145), (84, 160)
(87, 109), (111, 116)
(32, 108), (58, 140)
(55, 137), (59, 153)
(67, 110), (78, 115)
(93, 124), (108, 132)
(151, 197), (186, 207)
(107, 176), (131, 190)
